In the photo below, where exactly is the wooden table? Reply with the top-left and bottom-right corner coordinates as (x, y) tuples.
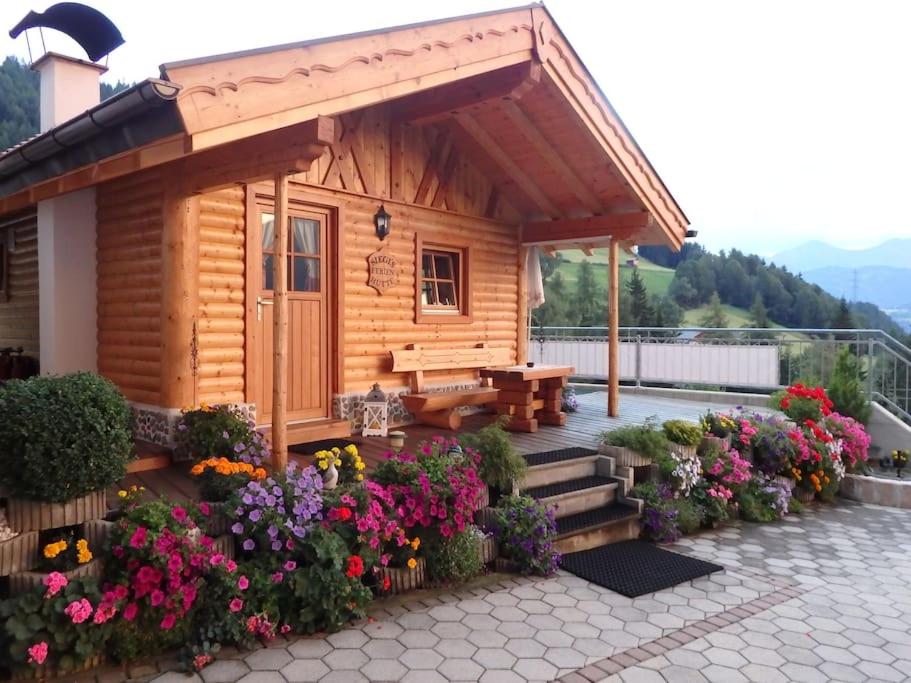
(480, 364), (574, 433)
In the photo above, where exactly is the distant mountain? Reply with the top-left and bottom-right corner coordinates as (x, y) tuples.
(771, 238), (911, 272)
(801, 265), (911, 309)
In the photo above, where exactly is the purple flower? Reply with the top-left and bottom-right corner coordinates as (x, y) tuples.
(242, 538), (255, 551)
(271, 540), (282, 551)
(231, 522), (243, 534)
(249, 509), (262, 523)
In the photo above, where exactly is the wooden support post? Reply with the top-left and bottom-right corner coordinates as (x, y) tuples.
(517, 240), (529, 365)
(159, 193), (199, 410)
(271, 172), (290, 470)
(608, 238), (620, 417)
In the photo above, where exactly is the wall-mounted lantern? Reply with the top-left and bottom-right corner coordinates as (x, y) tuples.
(374, 204), (391, 241)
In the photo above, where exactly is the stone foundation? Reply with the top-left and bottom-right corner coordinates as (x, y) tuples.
(333, 382), (486, 432)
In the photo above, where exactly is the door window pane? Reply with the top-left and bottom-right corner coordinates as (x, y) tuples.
(292, 218), (320, 255)
(263, 254), (274, 291)
(293, 257), (320, 292)
(261, 213), (275, 250)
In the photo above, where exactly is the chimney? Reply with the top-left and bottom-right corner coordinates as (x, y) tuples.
(31, 51), (107, 132)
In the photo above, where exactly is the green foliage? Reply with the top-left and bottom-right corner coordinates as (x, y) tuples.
(0, 372), (133, 502)
(575, 260), (603, 326)
(750, 292), (770, 328)
(662, 419), (703, 447)
(833, 297), (855, 329)
(175, 404), (265, 463)
(0, 578), (112, 674)
(599, 421), (670, 461)
(459, 418), (526, 490)
(671, 496), (702, 535)
(826, 348), (871, 424)
(289, 526), (372, 634)
(626, 268), (654, 326)
(699, 292), (729, 328)
(424, 528), (483, 584)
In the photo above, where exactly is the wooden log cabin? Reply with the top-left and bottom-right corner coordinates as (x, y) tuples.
(0, 5), (689, 464)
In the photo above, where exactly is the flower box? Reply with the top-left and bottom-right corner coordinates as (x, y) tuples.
(9, 558), (103, 593)
(474, 506), (497, 532)
(7, 490), (107, 533)
(476, 486), (490, 511)
(478, 535), (498, 565)
(671, 445), (698, 459)
(377, 557), (426, 594)
(599, 444), (652, 468)
(794, 488), (815, 504)
(494, 557), (521, 574)
(701, 434), (732, 451)
(83, 519), (113, 553)
(0, 531), (39, 576)
(201, 501), (232, 536)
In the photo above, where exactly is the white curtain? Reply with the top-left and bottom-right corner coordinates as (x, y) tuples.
(527, 246), (545, 310)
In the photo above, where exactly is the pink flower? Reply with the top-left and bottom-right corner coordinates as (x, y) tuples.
(238, 575), (249, 590)
(225, 560), (237, 573)
(209, 553), (225, 567)
(129, 526), (148, 549)
(43, 571), (68, 598)
(229, 598), (244, 613)
(27, 642), (48, 666)
(123, 603), (138, 621)
(160, 613), (177, 630)
(283, 560), (297, 571)
(271, 572), (284, 583)
(150, 590), (165, 607)
(280, 624), (291, 634)
(64, 598), (93, 624)
(171, 506), (188, 523)
(198, 502), (211, 516)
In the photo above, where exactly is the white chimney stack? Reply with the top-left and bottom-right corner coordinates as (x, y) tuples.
(31, 51), (107, 132)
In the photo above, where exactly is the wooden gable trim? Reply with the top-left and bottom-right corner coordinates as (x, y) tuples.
(521, 213), (649, 246)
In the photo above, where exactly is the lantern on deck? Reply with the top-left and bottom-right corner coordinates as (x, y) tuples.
(362, 383), (389, 437)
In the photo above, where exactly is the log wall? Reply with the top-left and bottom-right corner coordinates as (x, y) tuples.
(197, 187), (246, 405)
(96, 170), (164, 405)
(0, 209), (39, 357)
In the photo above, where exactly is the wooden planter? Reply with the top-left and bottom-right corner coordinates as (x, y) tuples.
(701, 434), (732, 451)
(7, 491), (107, 533)
(671, 445), (698, 459)
(9, 558), (103, 593)
(794, 487), (816, 504)
(494, 557), (522, 574)
(83, 519), (113, 553)
(212, 534), (235, 560)
(377, 557), (426, 594)
(475, 486), (490, 511)
(599, 445), (651, 468)
(202, 501), (232, 536)
(0, 531), (39, 577)
(478, 535), (498, 565)
(12, 654), (105, 680)
(474, 506), (497, 532)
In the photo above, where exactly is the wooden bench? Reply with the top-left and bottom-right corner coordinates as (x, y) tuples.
(390, 343), (512, 430)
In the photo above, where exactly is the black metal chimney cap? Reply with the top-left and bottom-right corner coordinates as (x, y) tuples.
(9, 2), (124, 62)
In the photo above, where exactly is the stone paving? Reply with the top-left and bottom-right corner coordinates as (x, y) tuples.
(151, 501), (911, 682)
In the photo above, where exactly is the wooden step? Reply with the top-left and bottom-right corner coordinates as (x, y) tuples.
(520, 454), (600, 490)
(524, 475), (619, 518)
(260, 419), (352, 446)
(554, 504), (641, 554)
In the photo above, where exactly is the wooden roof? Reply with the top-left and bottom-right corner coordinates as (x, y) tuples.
(2, 4), (688, 248)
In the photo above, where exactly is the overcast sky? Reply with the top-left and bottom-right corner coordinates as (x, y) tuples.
(2, 0), (909, 257)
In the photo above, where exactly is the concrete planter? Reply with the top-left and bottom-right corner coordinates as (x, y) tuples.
(0, 531), (39, 576)
(10, 558), (103, 593)
(377, 557), (426, 594)
(599, 445), (651, 468)
(7, 491), (107, 533)
(840, 473), (911, 509)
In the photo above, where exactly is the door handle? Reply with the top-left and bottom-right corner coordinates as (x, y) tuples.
(257, 296), (274, 321)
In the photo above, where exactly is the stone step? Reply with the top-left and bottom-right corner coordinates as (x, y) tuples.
(524, 475), (619, 518)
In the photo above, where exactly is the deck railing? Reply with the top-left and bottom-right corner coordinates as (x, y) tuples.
(529, 327), (911, 425)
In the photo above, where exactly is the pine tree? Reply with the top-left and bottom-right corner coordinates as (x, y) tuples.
(832, 298), (854, 329)
(625, 268), (654, 326)
(750, 293), (770, 328)
(533, 273), (577, 327)
(574, 260), (602, 326)
(827, 347), (871, 424)
(699, 292), (729, 328)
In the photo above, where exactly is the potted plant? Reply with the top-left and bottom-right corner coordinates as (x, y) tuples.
(662, 419), (703, 458)
(0, 373), (133, 533)
(9, 531), (101, 593)
(459, 418), (527, 507)
(375, 533), (426, 594)
(893, 449), (908, 478)
(598, 420), (671, 468)
(700, 411), (737, 449)
(489, 495), (560, 576)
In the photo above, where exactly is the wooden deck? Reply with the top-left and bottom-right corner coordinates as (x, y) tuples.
(117, 391), (753, 504)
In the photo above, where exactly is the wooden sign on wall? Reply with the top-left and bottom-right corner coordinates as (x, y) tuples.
(367, 248), (399, 294)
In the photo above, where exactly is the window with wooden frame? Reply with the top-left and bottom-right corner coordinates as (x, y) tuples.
(415, 236), (471, 324)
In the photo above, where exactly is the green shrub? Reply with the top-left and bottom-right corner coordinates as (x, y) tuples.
(424, 528), (483, 584)
(459, 418), (527, 490)
(826, 348), (872, 424)
(0, 372), (133, 502)
(672, 497), (702, 534)
(491, 496), (560, 575)
(599, 421), (670, 461)
(174, 404), (268, 464)
(662, 419), (703, 447)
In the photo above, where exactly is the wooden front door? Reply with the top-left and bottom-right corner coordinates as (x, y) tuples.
(252, 201), (330, 423)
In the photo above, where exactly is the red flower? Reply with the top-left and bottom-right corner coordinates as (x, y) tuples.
(345, 555), (364, 578)
(382, 576), (391, 591)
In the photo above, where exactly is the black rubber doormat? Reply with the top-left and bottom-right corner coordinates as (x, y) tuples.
(560, 540), (724, 598)
(523, 447), (598, 467)
(288, 438), (360, 455)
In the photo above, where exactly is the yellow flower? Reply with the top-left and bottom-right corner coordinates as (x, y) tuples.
(407, 558), (417, 570)
(356, 474), (364, 481)
(43, 540), (67, 559)
(334, 459), (342, 467)
(411, 537), (421, 551)
(118, 490), (128, 498)
(76, 539), (92, 564)
(344, 444), (359, 456)
(318, 460), (328, 470)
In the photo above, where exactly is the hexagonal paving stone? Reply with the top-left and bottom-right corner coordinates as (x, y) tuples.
(462, 613), (500, 631)
(429, 604), (466, 622)
(200, 660), (251, 683)
(490, 606), (527, 622)
(434, 638), (477, 659)
(281, 659), (330, 683)
(496, 621), (537, 639)
(327, 629), (370, 649)
(361, 658), (408, 681)
(237, 673), (284, 683)
(543, 646), (586, 668)
(479, 671), (525, 683)
(402, 671), (447, 683)
(322, 648), (369, 671)
(398, 648), (444, 670)
(472, 647), (517, 670)
(438, 657), (485, 681)
(467, 629), (508, 649)
(513, 657), (559, 681)
(244, 647), (292, 671)
(362, 639), (406, 660)
(431, 621), (471, 640)
(287, 639), (333, 659)
(362, 621), (404, 640)
(780, 662), (830, 683)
